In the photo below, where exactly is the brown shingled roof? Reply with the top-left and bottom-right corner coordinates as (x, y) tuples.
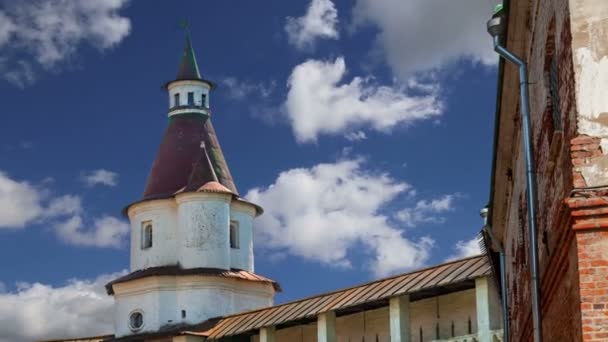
(201, 254), (490, 338)
(105, 266), (281, 295)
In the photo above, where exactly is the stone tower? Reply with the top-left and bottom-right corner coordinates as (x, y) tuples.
(105, 34), (278, 338)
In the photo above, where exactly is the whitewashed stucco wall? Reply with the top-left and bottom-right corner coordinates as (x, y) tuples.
(113, 276), (274, 338)
(176, 193), (231, 269)
(129, 199), (178, 270)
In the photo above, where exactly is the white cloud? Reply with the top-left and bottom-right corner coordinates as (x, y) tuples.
(344, 130), (367, 142)
(0, 171), (129, 248)
(82, 169), (119, 187)
(0, 172), (82, 229)
(395, 194), (457, 227)
(285, 57), (442, 142)
(55, 215), (129, 248)
(0, 271), (125, 342)
(352, 0), (496, 77)
(285, 0), (339, 50)
(0, 12), (16, 48)
(0, 0), (131, 86)
(246, 159), (435, 277)
(221, 77), (276, 100)
(446, 237), (483, 261)
(0, 171), (45, 228)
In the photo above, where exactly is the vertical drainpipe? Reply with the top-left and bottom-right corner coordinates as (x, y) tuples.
(481, 208), (509, 342)
(487, 9), (543, 342)
(499, 251), (509, 342)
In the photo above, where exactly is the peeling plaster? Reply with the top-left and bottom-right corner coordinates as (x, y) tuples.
(575, 48), (608, 138)
(581, 158), (608, 187)
(575, 47), (608, 186)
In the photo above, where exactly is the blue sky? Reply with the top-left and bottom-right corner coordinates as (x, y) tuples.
(0, 0), (499, 340)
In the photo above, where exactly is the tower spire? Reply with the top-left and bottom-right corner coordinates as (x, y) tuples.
(176, 24), (201, 80)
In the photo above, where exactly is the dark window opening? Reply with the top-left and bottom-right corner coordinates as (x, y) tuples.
(187, 92), (194, 105)
(230, 220), (239, 249)
(142, 222), (152, 249)
(181, 310), (186, 319)
(201, 93), (207, 108)
(174, 93), (180, 107)
(129, 311), (144, 331)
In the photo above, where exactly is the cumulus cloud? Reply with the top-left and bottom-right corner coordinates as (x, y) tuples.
(0, 271), (125, 342)
(0, 171), (129, 248)
(395, 194), (457, 227)
(246, 159), (435, 277)
(285, 0), (339, 50)
(0, 0), (131, 86)
(82, 169), (119, 187)
(0, 171), (80, 229)
(285, 57), (442, 142)
(352, 0), (496, 77)
(446, 237), (483, 261)
(221, 77), (276, 100)
(55, 215), (129, 248)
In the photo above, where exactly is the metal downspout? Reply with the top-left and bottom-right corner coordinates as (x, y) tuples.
(499, 251), (509, 342)
(491, 34), (543, 342)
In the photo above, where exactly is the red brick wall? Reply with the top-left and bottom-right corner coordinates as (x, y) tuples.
(499, 0), (582, 341)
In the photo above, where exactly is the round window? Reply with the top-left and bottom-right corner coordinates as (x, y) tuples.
(129, 311), (144, 331)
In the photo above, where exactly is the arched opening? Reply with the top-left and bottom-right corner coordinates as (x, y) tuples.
(142, 222), (152, 249)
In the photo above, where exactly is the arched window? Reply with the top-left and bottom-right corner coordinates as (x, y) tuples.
(142, 222), (152, 249)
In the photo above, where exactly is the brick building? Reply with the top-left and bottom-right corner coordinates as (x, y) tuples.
(485, 0), (608, 341)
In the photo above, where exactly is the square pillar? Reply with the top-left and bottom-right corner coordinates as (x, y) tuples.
(476, 276), (502, 341)
(260, 326), (276, 342)
(318, 311), (336, 342)
(389, 294), (411, 342)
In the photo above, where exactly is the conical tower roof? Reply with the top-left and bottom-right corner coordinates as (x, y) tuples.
(175, 33), (202, 80)
(142, 115), (238, 199)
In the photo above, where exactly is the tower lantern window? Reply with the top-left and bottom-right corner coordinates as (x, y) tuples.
(201, 93), (207, 108)
(174, 93), (180, 107)
(187, 92), (194, 105)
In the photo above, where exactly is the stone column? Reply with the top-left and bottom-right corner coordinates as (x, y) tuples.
(476, 276), (502, 341)
(389, 294), (411, 342)
(260, 326), (276, 342)
(318, 311), (336, 342)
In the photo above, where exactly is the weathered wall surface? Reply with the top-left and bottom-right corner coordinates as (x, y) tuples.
(230, 202), (255, 272)
(570, 0), (608, 188)
(567, 3), (608, 340)
(129, 199), (179, 270)
(176, 193), (231, 269)
(496, 0), (582, 340)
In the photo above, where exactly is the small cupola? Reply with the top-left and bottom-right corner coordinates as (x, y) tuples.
(165, 33), (214, 117)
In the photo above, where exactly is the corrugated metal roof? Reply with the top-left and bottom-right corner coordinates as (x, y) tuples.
(204, 255), (490, 338)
